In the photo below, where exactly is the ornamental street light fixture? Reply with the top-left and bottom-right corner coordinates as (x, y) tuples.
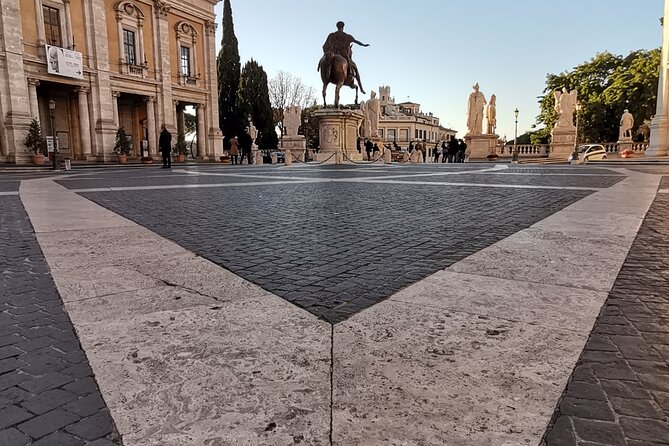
(512, 108), (519, 162)
(571, 102), (582, 163)
(48, 99), (60, 170)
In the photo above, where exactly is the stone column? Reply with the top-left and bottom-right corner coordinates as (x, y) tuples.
(196, 104), (206, 159)
(155, 3), (175, 131)
(27, 78), (40, 122)
(649, 0), (669, 157)
(204, 20), (223, 159)
(116, 13), (125, 66)
(76, 87), (93, 159)
(111, 91), (120, 127)
(63, 0), (73, 48)
(0, 0), (32, 163)
(34, 0), (46, 45)
(145, 96), (157, 157)
(176, 104), (185, 136)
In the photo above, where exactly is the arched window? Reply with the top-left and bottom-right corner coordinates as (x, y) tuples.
(175, 21), (199, 86)
(115, 1), (146, 76)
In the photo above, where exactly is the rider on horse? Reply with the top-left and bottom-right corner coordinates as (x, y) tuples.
(320, 21), (368, 94)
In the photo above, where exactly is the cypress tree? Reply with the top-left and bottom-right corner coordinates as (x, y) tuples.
(216, 0), (243, 149)
(239, 59), (278, 151)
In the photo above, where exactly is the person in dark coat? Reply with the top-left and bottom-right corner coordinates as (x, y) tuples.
(441, 141), (448, 163)
(458, 139), (467, 162)
(365, 138), (373, 161)
(448, 138), (458, 163)
(159, 124), (172, 168)
(433, 143), (439, 163)
(239, 132), (252, 164)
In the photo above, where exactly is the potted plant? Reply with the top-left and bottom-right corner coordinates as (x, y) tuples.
(113, 127), (131, 163)
(174, 132), (187, 162)
(24, 118), (47, 165)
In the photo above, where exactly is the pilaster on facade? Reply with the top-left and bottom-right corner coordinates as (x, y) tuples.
(145, 96), (158, 157)
(196, 103), (206, 159)
(76, 86), (94, 159)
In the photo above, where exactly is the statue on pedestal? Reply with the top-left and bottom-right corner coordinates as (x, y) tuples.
(553, 88), (577, 129)
(619, 109), (634, 140)
(246, 121), (258, 146)
(283, 105), (301, 137)
(466, 83), (486, 135)
(317, 21), (369, 107)
(486, 94), (497, 134)
(367, 91), (380, 138)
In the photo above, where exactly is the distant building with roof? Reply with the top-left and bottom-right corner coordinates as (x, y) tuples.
(376, 86), (456, 148)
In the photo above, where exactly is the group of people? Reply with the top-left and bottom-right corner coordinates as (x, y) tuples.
(228, 134), (254, 165)
(435, 138), (467, 163)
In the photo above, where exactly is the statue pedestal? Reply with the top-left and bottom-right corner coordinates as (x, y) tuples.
(618, 138), (633, 157)
(550, 126), (576, 159)
(465, 134), (498, 159)
(281, 135), (306, 163)
(313, 108), (364, 164)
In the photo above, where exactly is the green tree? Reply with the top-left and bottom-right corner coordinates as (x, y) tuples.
(24, 118), (46, 155)
(216, 0), (243, 149)
(535, 49), (659, 144)
(239, 59), (278, 150)
(301, 104), (320, 149)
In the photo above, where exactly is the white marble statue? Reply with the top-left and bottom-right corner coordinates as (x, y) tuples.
(554, 88), (577, 129)
(367, 91), (380, 138)
(246, 121), (258, 141)
(486, 94), (497, 134)
(359, 101), (372, 138)
(283, 105), (301, 137)
(466, 83), (486, 135)
(619, 109), (634, 140)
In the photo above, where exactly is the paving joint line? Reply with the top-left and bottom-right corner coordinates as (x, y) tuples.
(329, 324), (334, 446)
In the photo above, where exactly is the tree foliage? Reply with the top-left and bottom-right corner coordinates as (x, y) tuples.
(239, 59), (278, 150)
(269, 71), (317, 134)
(216, 0), (243, 149)
(24, 118), (46, 155)
(300, 105), (321, 149)
(533, 49), (659, 144)
(184, 112), (197, 134)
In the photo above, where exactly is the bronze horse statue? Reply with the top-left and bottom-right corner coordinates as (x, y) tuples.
(318, 48), (365, 108)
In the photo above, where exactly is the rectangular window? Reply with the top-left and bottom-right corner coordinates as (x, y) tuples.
(43, 5), (62, 47)
(180, 46), (191, 76)
(123, 29), (136, 65)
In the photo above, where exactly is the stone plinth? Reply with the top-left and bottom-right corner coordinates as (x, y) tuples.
(618, 138), (633, 157)
(550, 127), (576, 159)
(313, 108), (364, 164)
(281, 135), (306, 163)
(465, 134), (498, 159)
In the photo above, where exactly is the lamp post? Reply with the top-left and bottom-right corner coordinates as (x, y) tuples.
(512, 108), (519, 161)
(570, 102), (581, 162)
(48, 99), (59, 170)
(304, 117), (309, 162)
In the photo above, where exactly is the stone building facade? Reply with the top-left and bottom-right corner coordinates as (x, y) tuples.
(0, 0), (222, 164)
(377, 86), (456, 148)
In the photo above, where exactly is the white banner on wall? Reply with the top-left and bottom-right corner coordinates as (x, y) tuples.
(45, 45), (83, 80)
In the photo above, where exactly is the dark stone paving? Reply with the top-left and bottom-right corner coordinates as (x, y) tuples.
(0, 180), (20, 192)
(55, 173), (292, 190)
(386, 173), (624, 188)
(542, 193), (669, 446)
(0, 196), (121, 445)
(82, 181), (592, 323)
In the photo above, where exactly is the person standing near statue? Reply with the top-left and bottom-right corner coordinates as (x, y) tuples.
(365, 138), (373, 161)
(159, 124), (172, 169)
(466, 83), (487, 135)
(229, 136), (239, 165)
(321, 21), (369, 93)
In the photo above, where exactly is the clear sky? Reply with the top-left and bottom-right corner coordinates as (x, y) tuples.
(215, 0), (663, 140)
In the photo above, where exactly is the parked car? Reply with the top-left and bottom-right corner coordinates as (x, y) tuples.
(567, 144), (608, 162)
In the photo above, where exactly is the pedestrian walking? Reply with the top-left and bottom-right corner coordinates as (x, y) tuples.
(373, 142), (380, 159)
(159, 124), (172, 169)
(448, 138), (458, 163)
(239, 133), (252, 164)
(458, 139), (467, 163)
(433, 143), (440, 163)
(441, 141), (448, 163)
(365, 138), (373, 161)
(229, 136), (239, 165)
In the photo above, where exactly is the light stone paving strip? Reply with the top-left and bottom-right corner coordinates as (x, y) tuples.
(331, 170), (660, 445)
(19, 179), (331, 446)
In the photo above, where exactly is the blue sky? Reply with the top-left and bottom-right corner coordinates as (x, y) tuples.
(215, 0), (663, 140)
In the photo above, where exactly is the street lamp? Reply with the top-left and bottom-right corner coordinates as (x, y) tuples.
(304, 117), (309, 162)
(512, 108), (519, 161)
(48, 99), (59, 170)
(570, 102), (582, 162)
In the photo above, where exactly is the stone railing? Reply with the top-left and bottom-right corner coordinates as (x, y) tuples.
(601, 142), (648, 153)
(498, 144), (550, 157)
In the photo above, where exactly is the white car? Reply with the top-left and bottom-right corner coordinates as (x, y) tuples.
(567, 144), (608, 162)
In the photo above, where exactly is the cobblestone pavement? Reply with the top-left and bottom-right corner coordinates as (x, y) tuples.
(81, 176), (593, 323)
(0, 196), (121, 445)
(542, 191), (669, 445)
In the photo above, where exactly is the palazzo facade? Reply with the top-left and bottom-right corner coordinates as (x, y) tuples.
(0, 0), (222, 164)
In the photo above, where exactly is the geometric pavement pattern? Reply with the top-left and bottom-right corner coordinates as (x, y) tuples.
(542, 190), (669, 445)
(75, 165), (623, 323)
(0, 196), (122, 446)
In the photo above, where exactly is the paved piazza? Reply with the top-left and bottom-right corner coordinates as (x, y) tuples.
(1, 163), (668, 445)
